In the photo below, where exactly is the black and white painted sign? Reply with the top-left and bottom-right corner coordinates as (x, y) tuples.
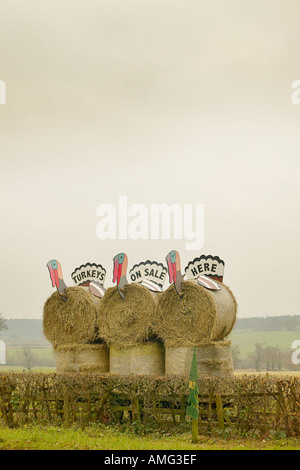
(129, 260), (167, 290)
(71, 262), (106, 286)
(184, 255), (225, 282)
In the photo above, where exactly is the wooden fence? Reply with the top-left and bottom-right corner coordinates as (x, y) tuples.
(0, 373), (299, 437)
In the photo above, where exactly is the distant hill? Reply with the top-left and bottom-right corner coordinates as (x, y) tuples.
(233, 315), (300, 332)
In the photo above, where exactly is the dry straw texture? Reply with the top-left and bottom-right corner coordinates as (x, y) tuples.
(153, 280), (237, 346)
(43, 287), (98, 348)
(96, 283), (157, 347)
(165, 341), (234, 377)
(109, 342), (165, 375)
(55, 343), (109, 373)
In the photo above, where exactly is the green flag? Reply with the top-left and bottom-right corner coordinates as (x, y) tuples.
(190, 347), (198, 381)
(186, 347), (199, 419)
(186, 403), (199, 419)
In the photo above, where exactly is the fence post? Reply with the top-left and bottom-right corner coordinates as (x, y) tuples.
(207, 392), (213, 432)
(131, 396), (140, 422)
(192, 416), (198, 443)
(215, 395), (225, 432)
(198, 404), (203, 434)
(152, 392), (160, 424)
(180, 394), (186, 423)
(63, 385), (70, 425)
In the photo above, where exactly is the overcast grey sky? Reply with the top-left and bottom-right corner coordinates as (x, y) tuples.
(0, 0), (300, 319)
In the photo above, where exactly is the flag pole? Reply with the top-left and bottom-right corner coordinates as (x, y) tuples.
(186, 347), (199, 443)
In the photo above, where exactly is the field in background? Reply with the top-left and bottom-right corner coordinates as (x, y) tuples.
(2, 331), (299, 372)
(1, 317), (299, 371)
(231, 330), (299, 357)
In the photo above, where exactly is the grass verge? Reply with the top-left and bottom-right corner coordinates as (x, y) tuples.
(0, 424), (299, 450)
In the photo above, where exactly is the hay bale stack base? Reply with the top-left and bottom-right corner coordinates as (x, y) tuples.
(165, 341), (234, 377)
(153, 280), (237, 346)
(43, 287), (98, 348)
(96, 283), (157, 347)
(109, 342), (165, 375)
(55, 344), (109, 373)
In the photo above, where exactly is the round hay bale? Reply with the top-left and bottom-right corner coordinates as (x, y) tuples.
(153, 280), (237, 346)
(96, 283), (157, 347)
(148, 290), (162, 304)
(165, 341), (234, 377)
(109, 342), (165, 375)
(55, 343), (109, 373)
(43, 287), (98, 348)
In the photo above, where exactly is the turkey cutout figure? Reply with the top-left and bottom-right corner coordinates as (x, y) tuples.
(46, 259), (68, 301)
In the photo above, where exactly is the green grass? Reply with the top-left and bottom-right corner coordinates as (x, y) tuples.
(6, 346), (54, 359)
(0, 424), (299, 450)
(230, 330), (299, 358)
(0, 365), (55, 373)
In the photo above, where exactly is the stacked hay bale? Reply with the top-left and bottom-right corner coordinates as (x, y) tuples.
(43, 286), (109, 373)
(96, 283), (164, 375)
(153, 279), (237, 377)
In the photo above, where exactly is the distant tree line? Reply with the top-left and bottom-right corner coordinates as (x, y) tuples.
(235, 315), (300, 332)
(0, 313), (7, 334)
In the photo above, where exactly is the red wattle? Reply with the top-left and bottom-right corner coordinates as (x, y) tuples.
(49, 268), (56, 288)
(117, 263), (122, 285)
(168, 258), (173, 283)
(54, 269), (60, 288)
(172, 262), (177, 284)
(113, 261), (119, 283)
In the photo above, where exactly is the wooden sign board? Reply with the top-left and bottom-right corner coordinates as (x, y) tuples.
(184, 255), (225, 282)
(71, 262), (106, 287)
(129, 260), (167, 290)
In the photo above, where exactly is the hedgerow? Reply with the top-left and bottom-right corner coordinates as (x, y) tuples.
(0, 373), (299, 437)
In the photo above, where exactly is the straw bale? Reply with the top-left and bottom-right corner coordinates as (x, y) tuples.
(109, 342), (165, 375)
(43, 287), (97, 348)
(165, 340), (234, 377)
(96, 283), (157, 347)
(55, 343), (109, 373)
(153, 280), (237, 346)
